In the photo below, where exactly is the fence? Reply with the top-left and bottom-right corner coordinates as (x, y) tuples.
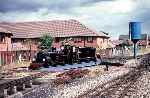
(96, 46), (138, 58)
(0, 51), (37, 66)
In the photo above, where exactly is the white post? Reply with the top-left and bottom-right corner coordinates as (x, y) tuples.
(23, 84), (25, 90)
(4, 89), (8, 98)
(13, 86), (17, 93)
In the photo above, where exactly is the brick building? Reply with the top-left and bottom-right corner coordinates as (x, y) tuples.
(0, 19), (109, 51)
(0, 27), (12, 51)
(119, 34), (150, 48)
(0, 27), (13, 66)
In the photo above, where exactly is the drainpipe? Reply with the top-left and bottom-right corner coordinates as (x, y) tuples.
(146, 34), (148, 48)
(84, 37), (86, 47)
(29, 40), (31, 61)
(6, 36), (8, 65)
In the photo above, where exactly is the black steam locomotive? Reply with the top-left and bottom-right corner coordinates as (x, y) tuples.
(29, 46), (96, 70)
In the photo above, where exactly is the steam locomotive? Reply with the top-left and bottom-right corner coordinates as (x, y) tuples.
(29, 46), (96, 70)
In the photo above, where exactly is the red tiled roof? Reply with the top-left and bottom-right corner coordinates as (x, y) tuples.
(0, 27), (12, 35)
(138, 40), (148, 46)
(0, 19), (108, 38)
(111, 40), (124, 46)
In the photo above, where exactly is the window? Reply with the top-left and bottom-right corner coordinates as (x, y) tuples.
(78, 37), (82, 42)
(74, 37), (82, 43)
(87, 37), (93, 43)
(55, 37), (59, 43)
(74, 38), (77, 43)
(0, 35), (5, 43)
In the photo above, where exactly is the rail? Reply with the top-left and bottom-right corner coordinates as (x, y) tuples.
(77, 53), (150, 98)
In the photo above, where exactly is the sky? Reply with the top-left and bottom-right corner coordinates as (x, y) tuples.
(0, 0), (150, 39)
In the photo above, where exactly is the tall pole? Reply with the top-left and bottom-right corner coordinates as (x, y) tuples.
(134, 43), (136, 59)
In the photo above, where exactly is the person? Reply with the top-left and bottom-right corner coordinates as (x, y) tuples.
(73, 46), (76, 53)
(19, 54), (22, 63)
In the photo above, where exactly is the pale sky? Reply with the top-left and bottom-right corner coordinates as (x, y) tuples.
(0, 0), (150, 39)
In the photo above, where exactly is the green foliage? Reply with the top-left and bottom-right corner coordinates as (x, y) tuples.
(39, 34), (53, 49)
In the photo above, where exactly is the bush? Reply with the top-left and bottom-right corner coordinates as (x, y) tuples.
(39, 34), (53, 50)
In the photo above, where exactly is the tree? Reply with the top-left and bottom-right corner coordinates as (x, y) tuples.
(39, 34), (53, 50)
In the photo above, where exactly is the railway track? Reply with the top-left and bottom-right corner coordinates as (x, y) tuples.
(77, 66), (145, 98)
(77, 54), (150, 98)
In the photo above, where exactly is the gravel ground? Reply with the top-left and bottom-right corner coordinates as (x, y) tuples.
(10, 57), (149, 98)
(21, 59), (138, 98)
(77, 58), (150, 98)
(80, 68), (150, 98)
(54, 68), (130, 98)
(53, 59), (140, 98)
(131, 70), (150, 98)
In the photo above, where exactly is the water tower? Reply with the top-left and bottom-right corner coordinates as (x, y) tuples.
(129, 22), (141, 58)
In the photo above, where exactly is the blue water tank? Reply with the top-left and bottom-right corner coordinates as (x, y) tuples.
(129, 22), (141, 42)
